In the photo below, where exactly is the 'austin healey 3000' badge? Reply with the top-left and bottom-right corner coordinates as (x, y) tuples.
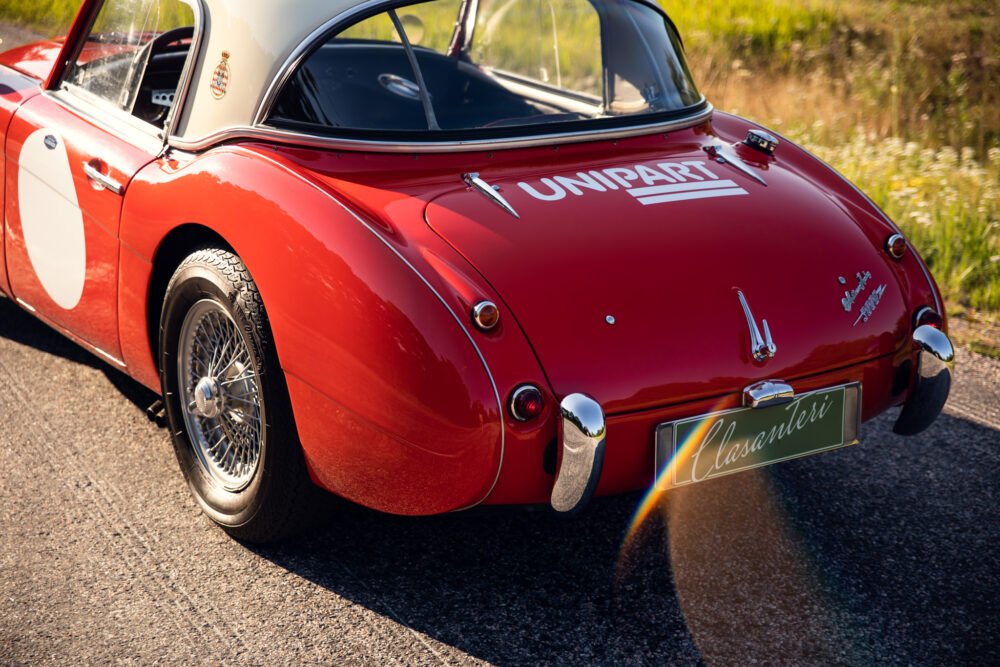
(210, 51), (231, 99)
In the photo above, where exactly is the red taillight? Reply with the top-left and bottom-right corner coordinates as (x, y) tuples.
(885, 233), (907, 260)
(472, 300), (500, 331)
(509, 385), (545, 422)
(914, 307), (943, 330)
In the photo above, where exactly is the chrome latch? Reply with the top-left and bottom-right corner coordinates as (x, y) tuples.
(462, 172), (520, 219)
(703, 143), (768, 186)
(743, 380), (795, 409)
(737, 290), (777, 362)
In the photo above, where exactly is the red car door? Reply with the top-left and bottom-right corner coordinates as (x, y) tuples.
(4, 95), (158, 363)
(3, 0), (195, 364)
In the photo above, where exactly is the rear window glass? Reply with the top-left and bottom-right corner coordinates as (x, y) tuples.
(269, 0), (703, 137)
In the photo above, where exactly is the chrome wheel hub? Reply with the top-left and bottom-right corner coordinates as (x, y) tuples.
(192, 376), (224, 419)
(177, 300), (264, 492)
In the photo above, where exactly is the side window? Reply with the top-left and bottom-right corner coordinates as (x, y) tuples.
(471, 0), (603, 100)
(63, 0), (195, 128)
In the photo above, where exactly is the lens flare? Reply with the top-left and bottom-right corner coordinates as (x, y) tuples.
(621, 397), (732, 548)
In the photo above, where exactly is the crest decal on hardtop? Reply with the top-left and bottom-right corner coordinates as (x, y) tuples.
(210, 51), (231, 99)
(517, 160), (749, 206)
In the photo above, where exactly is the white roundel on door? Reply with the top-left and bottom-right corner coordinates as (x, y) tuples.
(17, 129), (86, 310)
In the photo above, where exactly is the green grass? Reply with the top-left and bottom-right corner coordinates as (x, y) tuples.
(805, 134), (1000, 313)
(662, 0), (999, 317)
(665, 0), (999, 155)
(0, 0), (189, 35)
(969, 340), (1000, 360)
(1, 0), (86, 33)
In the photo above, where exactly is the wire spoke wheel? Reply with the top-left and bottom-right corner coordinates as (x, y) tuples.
(178, 299), (265, 492)
(161, 248), (315, 543)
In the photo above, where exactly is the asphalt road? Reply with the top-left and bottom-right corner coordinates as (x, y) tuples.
(1, 293), (998, 666)
(1, 24), (998, 666)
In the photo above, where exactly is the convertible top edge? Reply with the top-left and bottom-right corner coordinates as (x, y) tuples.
(168, 104), (716, 154)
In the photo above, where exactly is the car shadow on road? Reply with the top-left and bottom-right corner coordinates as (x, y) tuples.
(253, 411), (999, 666)
(5, 295), (996, 665)
(0, 297), (160, 415)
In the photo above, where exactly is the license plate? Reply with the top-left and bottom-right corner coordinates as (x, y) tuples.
(654, 383), (861, 489)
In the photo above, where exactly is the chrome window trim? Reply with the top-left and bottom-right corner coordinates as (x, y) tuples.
(171, 103), (714, 154)
(163, 0), (206, 143)
(47, 88), (165, 155)
(244, 149), (506, 511)
(252, 0), (403, 127)
(51, 0), (203, 154)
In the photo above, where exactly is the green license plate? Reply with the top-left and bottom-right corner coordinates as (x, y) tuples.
(655, 383), (861, 489)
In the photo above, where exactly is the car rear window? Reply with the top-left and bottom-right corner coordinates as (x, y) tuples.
(268, 0), (703, 139)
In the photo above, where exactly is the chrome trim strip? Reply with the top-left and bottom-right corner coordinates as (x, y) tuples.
(46, 89), (164, 156)
(14, 298), (126, 367)
(551, 393), (606, 514)
(244, 150), (505, 510)
(893, 325), (955, 436)
(163, 0), (206, 145)
(15, 298), (37, 313)
(174, 104), (713, 154)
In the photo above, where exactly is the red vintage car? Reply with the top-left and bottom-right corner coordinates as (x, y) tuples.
(0, 0), (953, 542)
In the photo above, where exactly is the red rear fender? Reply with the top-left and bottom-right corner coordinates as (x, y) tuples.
(119, 147), (529, 514)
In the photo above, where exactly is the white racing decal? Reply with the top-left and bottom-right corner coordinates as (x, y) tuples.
(17, 129), (86, 310)
(518, 160), (749, 206)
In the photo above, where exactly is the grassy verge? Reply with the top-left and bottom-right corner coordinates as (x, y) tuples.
(667, 0), (999, 155)
(667, 0), (999, 323)
(805, 134), (1000, 315)
(0, 0), (81, 34)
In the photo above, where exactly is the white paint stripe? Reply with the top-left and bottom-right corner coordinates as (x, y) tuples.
(637, 188), (749, 205)
(627, 180), (740, 198)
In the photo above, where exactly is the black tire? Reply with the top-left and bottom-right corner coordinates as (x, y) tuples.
(159, 247), (314, 543)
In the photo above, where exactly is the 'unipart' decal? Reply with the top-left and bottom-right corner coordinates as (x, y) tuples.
(517, 160), (748, 206)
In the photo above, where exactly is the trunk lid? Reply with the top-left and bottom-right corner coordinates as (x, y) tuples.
(426, 140), (907, 414)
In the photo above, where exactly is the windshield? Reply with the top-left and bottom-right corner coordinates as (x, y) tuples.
(269, 0), (703, 138)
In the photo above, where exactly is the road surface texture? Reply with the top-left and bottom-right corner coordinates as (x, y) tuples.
(1, 25), (998, 667)
(2, 294), (998, 666)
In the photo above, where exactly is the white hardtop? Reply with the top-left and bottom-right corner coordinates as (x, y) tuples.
(174, 0), (367, 144)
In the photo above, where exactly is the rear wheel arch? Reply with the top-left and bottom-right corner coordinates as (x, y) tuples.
(146, 224), (234, 376)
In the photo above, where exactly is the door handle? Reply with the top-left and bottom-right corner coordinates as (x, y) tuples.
(83, 161), (125, 195)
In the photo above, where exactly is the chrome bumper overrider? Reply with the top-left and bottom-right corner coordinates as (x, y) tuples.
(894, 325), (955, 436)
(551, 394), (606, 514)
